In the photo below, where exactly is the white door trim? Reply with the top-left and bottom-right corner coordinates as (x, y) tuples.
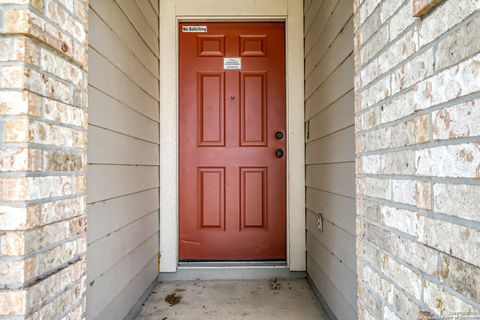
(159, 0), (305, 272)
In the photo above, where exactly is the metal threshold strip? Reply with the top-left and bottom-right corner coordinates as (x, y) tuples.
(159, 261), (305, 282)
(178, 261), (288, 268)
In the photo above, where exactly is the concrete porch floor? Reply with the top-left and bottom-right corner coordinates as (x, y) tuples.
(134, 279), (328, 320)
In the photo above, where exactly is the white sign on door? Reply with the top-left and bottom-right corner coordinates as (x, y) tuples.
(224, 58), (242, 70)
(182, 26), (208, 32)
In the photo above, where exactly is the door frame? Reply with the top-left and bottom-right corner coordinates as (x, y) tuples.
(159, 0), (305, 272)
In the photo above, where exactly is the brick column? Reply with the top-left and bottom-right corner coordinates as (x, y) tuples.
(354, 0), (480, 319)
(0, 0), (88, 318)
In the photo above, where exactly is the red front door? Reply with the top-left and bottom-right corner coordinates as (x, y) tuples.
(179, 22), (286, 260)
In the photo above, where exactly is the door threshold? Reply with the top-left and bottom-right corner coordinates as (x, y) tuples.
(159, 262), (305, 282)
(178, 261), (287, 268)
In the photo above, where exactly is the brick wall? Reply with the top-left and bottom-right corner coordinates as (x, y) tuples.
(0, 0), (88, 318)
(354, 0), (480, 319)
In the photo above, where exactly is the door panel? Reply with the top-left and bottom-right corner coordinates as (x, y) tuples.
(179, 22), (286, 260)
(240, 167), (267, 230)
(198, 167), (225, 229)
(241, 72), (267, 146)
(197, 72), (225, 146)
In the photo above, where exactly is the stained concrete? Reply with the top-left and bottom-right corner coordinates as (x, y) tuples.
(135, 279), (328, 320)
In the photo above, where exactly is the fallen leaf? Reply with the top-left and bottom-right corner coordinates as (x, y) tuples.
(165, 293), (182, 306)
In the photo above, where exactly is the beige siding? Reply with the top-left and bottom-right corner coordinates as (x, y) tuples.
(87, 0), (159, 319)
(304, 0), (356, 319)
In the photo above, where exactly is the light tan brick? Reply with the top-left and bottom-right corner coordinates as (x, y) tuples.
(44, 99), (86, 128)
(40, 48), (84, 85)
(37, 241), (77, 274)
(41, 197), (85, 225)
(378, 27), (418, 75)
(0, 148), (41, 171)
(380, 0), (404, 23)
(361, 154), (382, 174)
(0, 36), (26, 62)
(414, 114), (430, 144)
(418, 0), (479, 47)
(392, 235), (438, 273)
(76, 237), (87, 255)
(0, 205), (40, 230)
(45, 0), (86, 43)
(361, 126), (391, 151)
(365, 288), (382, 318)
(360, 108), (380, 130)
(392, 179), (416, 205)
(30, 121), (77, 147)
(0, 290), (26, 316)
(73, 176), (86, 196)
(380, 89), (415, 124)
(381, 150), (416, 175)
(0, 232), (26, 255)
(389, 285), (421, 319)
(363, 222), (394, 252)
(436, 17), (480, 71)
(361, 76), (391, 109)
(70, 215), (87, 235)
(360, 24), (389, 64)
(392, 49), (434, 94)
(358, 199), (382, 223)
(359, 9), (381, 47)
(437, 254), (480, 303)
(33, 283), (83, 320)
(0, 65), (71, 103)
(390, 120), (414, 147)
(26, 260), (84, 312)
(381, 254), (422, 299)
(363, 264), (394, 302)
(359, 177), (392, 200)
(417, 216), (480, 266)
(383, 306), (401, 320)
(3, 118), (29, 142)
(74, 130), (87, 149)
(0, 91), (41, 116)
(416, 143), (480, 178)
(0, 9), (30, 33)
(414, 54), (480, 111)
(43, 150), (83, 172)
(359, 0), (382, 25)
(0, 258), (36, 285)
(415, 180), (432, 210)
(0, 177), (27, 201)
(381, 205), (418, 236)
(424, 280), (477, 315)
(389, 0), (415, 39)
(432, 99), (480, 140)
(27, 176), (72, 200)
(434, 183), (480, 222)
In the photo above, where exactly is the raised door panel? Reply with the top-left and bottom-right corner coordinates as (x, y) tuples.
(240, 72), (267, 146)
(198, 35), (225, 57)
(240, 167), (267, 230)
(198, 72), (225, 146)
(198, 167), (225, 230)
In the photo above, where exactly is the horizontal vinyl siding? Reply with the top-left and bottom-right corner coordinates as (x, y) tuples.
(87, 0), (159, 319)
(304, 0), (357, 319)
